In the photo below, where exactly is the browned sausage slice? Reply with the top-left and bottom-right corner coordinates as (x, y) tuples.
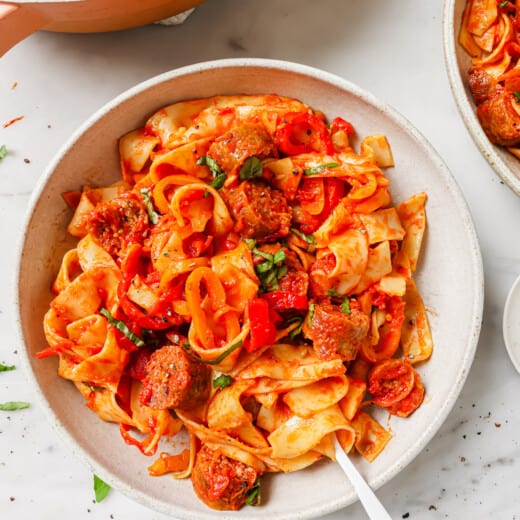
(191, 445), (260, 511)
(140, 344), (211, 410)
(304, 302), (369, 361)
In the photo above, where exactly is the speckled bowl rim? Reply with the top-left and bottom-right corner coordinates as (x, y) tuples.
(443, 0), (520, 196)
(14, 58), (484, 519)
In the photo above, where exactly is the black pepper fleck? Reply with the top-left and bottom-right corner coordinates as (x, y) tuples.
(23, 158), (30, 164)
(402, 514), (410, 519)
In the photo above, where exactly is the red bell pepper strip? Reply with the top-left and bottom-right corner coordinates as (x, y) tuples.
(276, 112), (335, 156)
(262, 291), (309, 311)
(247, 298), (277, 352)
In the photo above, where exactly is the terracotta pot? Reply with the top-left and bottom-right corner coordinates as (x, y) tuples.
(0, 0), (204, 56)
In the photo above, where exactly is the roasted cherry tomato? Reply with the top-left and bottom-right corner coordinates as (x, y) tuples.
(368, 358), (415, 408)
(275, 112), (335, 155)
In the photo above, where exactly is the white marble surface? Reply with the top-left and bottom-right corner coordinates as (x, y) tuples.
(1, 1), (519, 519)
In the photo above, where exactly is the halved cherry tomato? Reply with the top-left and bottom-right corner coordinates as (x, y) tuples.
(368, 358), (415, 408)
(360, 293), (405, 363)
(330, 116), (355, 136)
(387, 370), (425, 417)
(275, 112), (335, 155)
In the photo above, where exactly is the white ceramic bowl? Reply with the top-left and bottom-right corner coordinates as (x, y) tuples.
(16, 58), (484, 519)
(443, 0), (520, 196)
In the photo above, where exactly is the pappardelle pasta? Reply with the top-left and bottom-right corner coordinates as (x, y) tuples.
(459, 0), (520, 156)
(40, 94), (432, 511)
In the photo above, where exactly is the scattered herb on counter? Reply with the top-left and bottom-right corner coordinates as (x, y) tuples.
(0, 363), (15, 372)
(213, 374), (233, 389)
(0, 145), (7, 161)
(100, 308), (145, 348)
(93, 474), (111, 503)
(0, 401), (30, 411)
(303, 162), (338, 175)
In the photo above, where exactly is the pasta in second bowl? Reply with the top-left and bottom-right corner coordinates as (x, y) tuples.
(16, 59), (483, 519)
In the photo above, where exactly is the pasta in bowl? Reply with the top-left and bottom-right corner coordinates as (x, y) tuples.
(17, 59), (483, 519)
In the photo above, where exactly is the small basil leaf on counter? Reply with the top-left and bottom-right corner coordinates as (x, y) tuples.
(93, 474), (111, 503)
(0, 401), (30, 411)
(0, 363), (15, 372)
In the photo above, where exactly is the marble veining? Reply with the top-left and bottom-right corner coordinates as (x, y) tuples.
(1, 1), (520, 519)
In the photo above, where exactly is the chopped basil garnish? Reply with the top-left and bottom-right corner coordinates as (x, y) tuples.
(83, 382), (105, 392)
(341, 297), (351, 315)
(209, 172), (227, 190)
(182, 341), (243, 365)
(139, 187), (159, 224)
(291, 228), (316, 251)
(0, 145), (7, 161)
(0, 363), (15, 372)
(197, 155), (222, 176)
(303, 162), (339, 175)
(100, 308), (145, 348)
(243, 238), (256, 250)
(252, 248), (287, 292)
(514, 91), (520, 103)
(0, 401), (30, 411)
(239, 156), (263, 180)
(197, 156), (227, 190)
(213, 374), (233, 389)
(246, 478), (261, 506)
(93, 475), (111, 503)
(307, 303), (316, 325)
(288, 317), (304, 340)
(499, 0), (509, 7)
(327, 288), (337, 297)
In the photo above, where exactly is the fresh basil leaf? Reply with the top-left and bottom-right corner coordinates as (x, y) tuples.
(303, 162), (339, 176)
(93, 475), (110, 503)
(514, 91), (520, 103)
(100, 308), (145, 348)
(0, 145), (7, 161)
(291, 227), (316, 245)
(273, 249), (286, 264)
(243, 238), (256, 250)
(256, 259), (274, 273)
(245, 478), (261, 506)
(341, 297), (351, 315)
(307, 303), (316, 325)
(197, 156), (222, 177)
(139, 188), (159, 225)
(0, 363), (15, 372)
(0, 401), (30, 411)
(252, 248), (274, 262)
(239, 156), (263, 180)
(276, 264), (288, 279)
(182, 341), (243, 365)
(213, 374), (233, 389)
(209, 172), (227, 190)
(288, 317), (304, 340)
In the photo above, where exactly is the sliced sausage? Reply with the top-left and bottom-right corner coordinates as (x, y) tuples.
(208, 122), (275, 174)
(304, 302), (369, 361)
(140, 344), (211, 410)
(191, 445), (260, 511)
(85, 193), (149, 256)
(477, 90), (520, 146)
(223, 179), (291, 242)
